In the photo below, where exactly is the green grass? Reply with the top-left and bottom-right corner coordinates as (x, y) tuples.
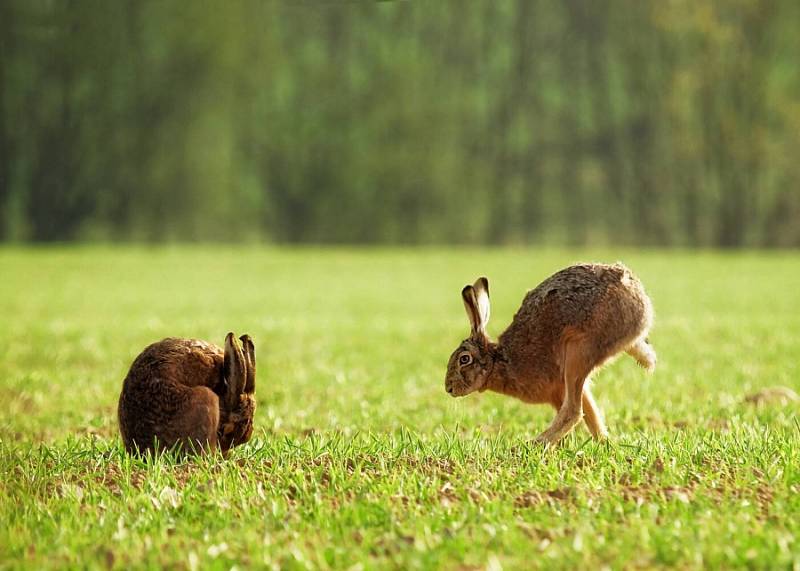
(1, 247), (799, 570)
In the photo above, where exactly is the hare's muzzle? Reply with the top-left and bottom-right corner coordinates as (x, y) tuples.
(445, 376), (460, 396)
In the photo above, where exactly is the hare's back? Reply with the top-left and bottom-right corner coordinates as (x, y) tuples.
(124, 338), (224, 391)
(510, 263), (645, 333)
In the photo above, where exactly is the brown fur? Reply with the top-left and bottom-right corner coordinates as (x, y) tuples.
(118, 333), (257, 455)
(445, 263), (656, 444)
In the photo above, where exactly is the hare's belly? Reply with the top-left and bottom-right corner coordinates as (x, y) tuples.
(513, 370), (563, 404)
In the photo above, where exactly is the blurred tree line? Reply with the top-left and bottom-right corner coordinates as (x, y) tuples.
(1, 1), (799, 246)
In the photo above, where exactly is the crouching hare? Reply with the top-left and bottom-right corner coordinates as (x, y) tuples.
(445, 263), (655, 445)
(118, 333), (256, 455)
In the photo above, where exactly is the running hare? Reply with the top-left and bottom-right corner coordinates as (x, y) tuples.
(118, 333), (256, 455)
(445, 263), (655, 444)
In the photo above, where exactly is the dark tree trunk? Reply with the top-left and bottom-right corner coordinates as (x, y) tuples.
(559, 2), (587, 246)
(487, 0), (537, 245)
(0, 0), (12, 239)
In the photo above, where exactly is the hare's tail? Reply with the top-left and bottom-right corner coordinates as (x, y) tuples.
(626, 338), (656, 373)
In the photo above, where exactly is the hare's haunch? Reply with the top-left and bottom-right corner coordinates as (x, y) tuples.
(445, 263), (655, 444)
(118, 333), (256, 455)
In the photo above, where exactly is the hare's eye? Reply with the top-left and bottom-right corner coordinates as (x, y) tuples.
(459, 353), (472, 366)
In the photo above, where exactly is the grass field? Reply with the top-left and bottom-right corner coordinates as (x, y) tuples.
(1, 247), (799, 570)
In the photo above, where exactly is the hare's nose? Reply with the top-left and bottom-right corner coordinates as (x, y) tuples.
(446, 386), (454, 394)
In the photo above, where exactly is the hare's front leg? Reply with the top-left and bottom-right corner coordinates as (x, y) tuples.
(535, 338), (595, 445)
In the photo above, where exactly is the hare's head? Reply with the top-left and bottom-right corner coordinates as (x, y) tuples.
(445, 277), (495, 397)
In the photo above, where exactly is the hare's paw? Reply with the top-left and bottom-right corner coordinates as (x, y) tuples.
(533, 433), (559, 447)
(237, 393), (256, 418)
(232, 395), (256, 446)
(217, 419), (236, 453)
(218, 395), (256, 450)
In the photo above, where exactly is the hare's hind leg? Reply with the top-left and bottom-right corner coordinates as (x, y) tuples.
(581, 384), (607, 439)
(167, 386), (220, 454)
(120, 380), (219, 455)
(535, 337), (596, 445)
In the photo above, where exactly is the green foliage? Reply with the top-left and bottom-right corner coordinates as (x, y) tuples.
(2, 2), (798, 245)
(1, 247), (799, 568)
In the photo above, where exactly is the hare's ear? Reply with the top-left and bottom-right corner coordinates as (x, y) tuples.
(472, 277), (490, 330)
(462, 284), (480, 334)
(462, 276), (490, 339)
